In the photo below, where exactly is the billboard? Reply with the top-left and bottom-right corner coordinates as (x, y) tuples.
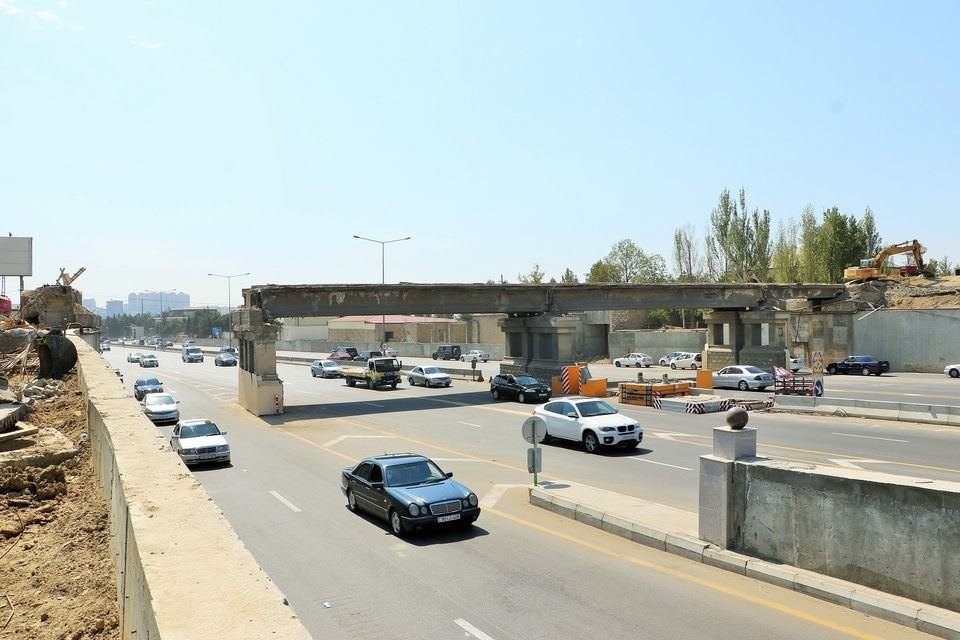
(0, 237), (33, 276)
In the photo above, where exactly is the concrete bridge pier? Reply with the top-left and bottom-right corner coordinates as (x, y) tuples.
(235, 307), (285, 416)
(704, 308), (795, 371)
(498, 314), (580, 380)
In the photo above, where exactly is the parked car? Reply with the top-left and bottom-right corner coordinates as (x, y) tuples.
(133, 377), (163, 401)
(408, 365), (452, 388)
(713, 365), (775, 391)
(139, 354), (159, 368)
(329, 346), (359, 361)
(432, 344), (462, 360)
(169, 419), (231, 466)
(218, 346), (238, 356)
(825, 355), (890, 376)
(533, 397), (643, 454)
(613, 352), (652, 368)
(490, 373), (551, 403)
(311, 360), (343, 378)
(658, 351), (686, 366)
(789, 355), (805, 372)
(141, 392), (180, 425)
(670, 353), (702, 370)
(127, 352), (142, 363)
(353, 350), (383, 361)
(383, 347), (398, 357)
(460, 349), (490, 363)
(340, 453), (480, 537)
(944, 364), (960, 378)
(214, 352), (237, 366)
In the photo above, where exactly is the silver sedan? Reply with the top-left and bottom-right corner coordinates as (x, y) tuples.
(713, 365), (774, 391)
(408, 365), (451, 388)
(945, 364), (960, 378)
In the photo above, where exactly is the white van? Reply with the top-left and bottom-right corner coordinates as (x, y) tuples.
(181, 345), (204, 363)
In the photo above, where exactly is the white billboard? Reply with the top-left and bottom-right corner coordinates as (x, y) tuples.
(0, 237), (33, 276)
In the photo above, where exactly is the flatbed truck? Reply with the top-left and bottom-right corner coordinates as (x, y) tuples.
(341, 357), (402, 389)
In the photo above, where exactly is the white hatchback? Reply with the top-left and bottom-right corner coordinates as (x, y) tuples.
(670, 353), (702, 370)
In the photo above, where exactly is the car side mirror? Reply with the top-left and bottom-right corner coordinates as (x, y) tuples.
(566, 412), (578, 419)
(219, 430), (227, 435)
(445, 471), (453, 478)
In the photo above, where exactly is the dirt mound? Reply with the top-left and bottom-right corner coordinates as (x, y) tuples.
(0, 372), (119, 640)
(847, 275), (960, 310)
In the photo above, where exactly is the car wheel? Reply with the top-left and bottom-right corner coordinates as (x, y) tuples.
(583, 431), (600, 454)
(347, 378), (356, 387)
(391, 382), (397, 389)
(861, 367), (870, 376)
(483, 359), (488, 363)
(636, 363), (643, 368)
(950, 369), (960, 378)
(311, 370), (316, 377)
(691, 363), (699, 370)
(738, 380), (749, 391)
(408, 377), (415, 386)
(827, 365), (837, 375)
(615, 361), (622, 367)
(432, 354), (438, 360)
(671, 363), (677, 370)
(346, 490), (357, 512)
(518, 392), (526, 403)
(389, 509), (406, 537)
(492, 388), (501, 400)
(460, 356), (465, 362)
(367, 379), (374, 389)
(445, 382), (451, 387)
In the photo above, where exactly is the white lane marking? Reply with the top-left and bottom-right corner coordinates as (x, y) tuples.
(269, 490), (302, 512)
(365, 402), (385, 407)
(631, 458), (693, 471)
(458, 421), (483, 428)
(828, 458), (891, 469)
(454, 618), (496, 640)
(831, 432), (909, 443)
(479, 484), (527, 508)
(647, 431), (702, 442)
(323, 435), (390, 447)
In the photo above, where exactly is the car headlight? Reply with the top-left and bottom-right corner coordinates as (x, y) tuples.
(464, 493), (478, 507)
(181, 448), (197, 455)
(408, 503), (421, 517)
(599, 426), (616, 432)
(216, 445), (230, 453)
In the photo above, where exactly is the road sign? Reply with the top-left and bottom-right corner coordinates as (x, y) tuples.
(521, 416), (547, 444)
(813, 378), (824, 397)
(812, 351), (824, 376)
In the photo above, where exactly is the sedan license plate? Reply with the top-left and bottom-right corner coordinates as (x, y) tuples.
(436, 514), (461, 523)
(200, 453), (219, 460)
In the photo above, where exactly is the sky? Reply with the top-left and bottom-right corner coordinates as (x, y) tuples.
(2, 1), (958, 310)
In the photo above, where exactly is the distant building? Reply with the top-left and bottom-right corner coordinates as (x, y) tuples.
(128, 291), (190, 316)
(105, 300), (124, 317)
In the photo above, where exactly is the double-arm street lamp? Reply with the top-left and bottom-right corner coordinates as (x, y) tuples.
(208, 272), (250, 347)
(353, 235), (412, 338)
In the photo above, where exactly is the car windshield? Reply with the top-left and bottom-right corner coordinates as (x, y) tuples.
(743, 366), (767, 374)
(423, 367), (442, 374)
(143, 354), (156, 359)
(515, 375), (540, 385)
(372, 358), (400, 372)
(384, 459), (446, 487)
(140, 378), (160, 386)
(180, 422), (221, 438)
(144, 394), (173, 406)
(575, 400), (618, 417)
(322, 361), (337, 367)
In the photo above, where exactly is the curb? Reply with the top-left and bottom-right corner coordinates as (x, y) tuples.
(529, 486), (960, 639)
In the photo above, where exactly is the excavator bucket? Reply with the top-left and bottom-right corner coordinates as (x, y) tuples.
(36, 330), (78, 379)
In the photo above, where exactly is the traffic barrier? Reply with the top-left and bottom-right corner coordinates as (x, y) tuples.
(579, 377), (608, 397)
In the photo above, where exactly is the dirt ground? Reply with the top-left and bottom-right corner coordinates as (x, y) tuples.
(0, 371), (119, 640)
(0, 275), (955, 639)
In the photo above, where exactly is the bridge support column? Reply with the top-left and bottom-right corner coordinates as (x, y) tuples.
(235, 308), (284, 416)
(498, 314), (579, 380)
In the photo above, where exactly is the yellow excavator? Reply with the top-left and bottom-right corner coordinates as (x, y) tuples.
(843, 240), (931, 282)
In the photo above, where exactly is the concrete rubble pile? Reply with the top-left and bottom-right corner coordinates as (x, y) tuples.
(19, 378), (69, 405)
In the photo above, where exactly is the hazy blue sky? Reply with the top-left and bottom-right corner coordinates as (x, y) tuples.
(2, 1), (957, 309)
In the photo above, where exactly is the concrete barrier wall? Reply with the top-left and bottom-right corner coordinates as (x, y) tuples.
(732, 458), (960, 611)
(72, 335), (312, 639)
(609, 329), (706, 360)
(854, 308), (960, 373)
(773, 394), (960, 426)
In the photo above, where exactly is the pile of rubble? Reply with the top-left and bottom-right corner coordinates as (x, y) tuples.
(19, 378), (69, 405)
(847, 275), (960, 310)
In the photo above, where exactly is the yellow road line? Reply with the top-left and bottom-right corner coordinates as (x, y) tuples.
(485, 505), (888, 640)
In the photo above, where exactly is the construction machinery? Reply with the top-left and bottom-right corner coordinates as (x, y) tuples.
(843, 240), (931, 282)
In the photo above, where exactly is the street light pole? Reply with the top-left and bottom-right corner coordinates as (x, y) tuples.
(353, 235), (412, 340)
(208, 272), (250, 347)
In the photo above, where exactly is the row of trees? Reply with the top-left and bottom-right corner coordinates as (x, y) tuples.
(512, 188), (953, 286)
(100, 309), (230, 340)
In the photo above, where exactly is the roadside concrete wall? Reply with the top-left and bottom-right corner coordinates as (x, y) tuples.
(853, 308), (960, 373)
(732, 458), (960, 611)
(72, 335), (312, 639)
(609, 329), (706, 361)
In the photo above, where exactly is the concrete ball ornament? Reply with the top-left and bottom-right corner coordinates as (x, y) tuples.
(725, 406), (749, 430)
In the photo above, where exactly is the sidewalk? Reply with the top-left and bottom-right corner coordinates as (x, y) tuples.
(529, 482), (960, 640)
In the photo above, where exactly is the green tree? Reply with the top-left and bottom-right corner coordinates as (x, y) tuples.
(707, 188), (772, 281)
(560, 268), (579, 284)
(771, 219), (801, 282)
(585, 260), (618, 283)
(672, 224), (702, 282)
(517, 264), (546, 284)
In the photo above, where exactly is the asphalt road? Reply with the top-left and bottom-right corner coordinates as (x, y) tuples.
(106, 347), (949, 639)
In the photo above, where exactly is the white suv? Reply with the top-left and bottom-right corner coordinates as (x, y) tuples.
(613, 353), (652, 368)
(534, 397), (643, 454)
